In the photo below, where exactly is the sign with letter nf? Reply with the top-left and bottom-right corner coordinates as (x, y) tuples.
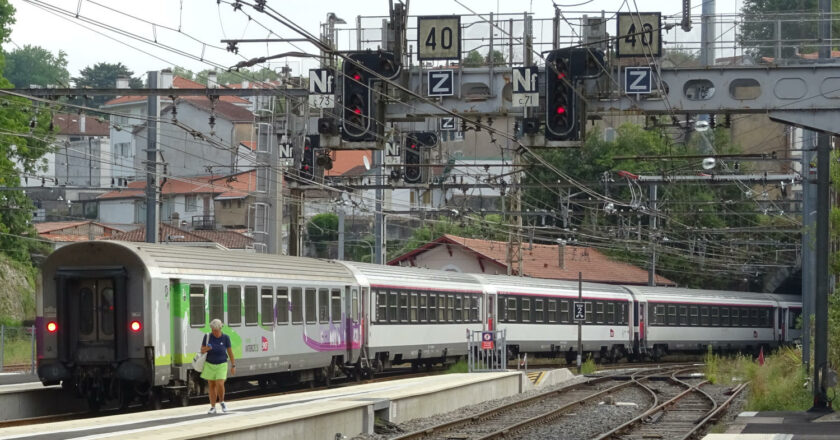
(512, 66), (539, 107)
(481, 331), (494, 350)
(418, 16), (461, 60)
(615, 12), (661, 58)
(308, 68), (335, 108)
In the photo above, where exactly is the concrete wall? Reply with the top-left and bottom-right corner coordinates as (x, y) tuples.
(99, 199), (138, 224)
(214, 197), (251, 228)
(403, 244), (508, 275)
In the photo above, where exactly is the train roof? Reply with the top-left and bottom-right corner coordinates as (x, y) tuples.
(622, 285), (777, 303)
(339, 262), (484, 291)
(45, 241), (358, 284)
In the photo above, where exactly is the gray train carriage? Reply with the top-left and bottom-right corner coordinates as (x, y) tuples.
(339, 262), (487, 370)
(624, 285), (784, 358)
(766, 293), (804, 345)
(477, 275), (635, 363)
(38, 241), (362, 408)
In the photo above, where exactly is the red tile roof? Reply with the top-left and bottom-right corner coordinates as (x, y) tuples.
(190, 230), (253, 249)
(98, 171), (256, 200)
(239, 140), (256, 151)
(325, 150), (371, 177)
(52, 114), (110, 136)
(388, 234), (675, 286)
(108, 223), (210, 243)
(174, 96), (253, 122)
(103, 76), (251, 106)
(35, 220), (123, 242)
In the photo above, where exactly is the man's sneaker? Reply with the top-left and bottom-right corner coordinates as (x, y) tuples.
(220, 402), (227, 413)
(207, 407), (216, 414)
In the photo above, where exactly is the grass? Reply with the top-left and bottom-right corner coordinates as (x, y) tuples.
(580, 354), (598, 374)
(2, 336), (34, 366)
(446, 359), (470, 373)
(705, 345), (813, 411)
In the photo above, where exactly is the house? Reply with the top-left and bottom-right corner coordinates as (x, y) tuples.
(101, 72), (254, 182)
(388, 234), (675, 286)
(107, 223), (254, 250)
(35, 220), (123, 249)
(96, 170), (256, 229)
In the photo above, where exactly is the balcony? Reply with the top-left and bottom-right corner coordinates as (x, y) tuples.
(191, 215), (215, 230)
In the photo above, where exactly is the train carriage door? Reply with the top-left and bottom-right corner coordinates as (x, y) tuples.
(486, 293), (496, 331)
(59, 270), (125, 364)
(779, 307), (786, 343)
(345, 286), (361, 361)
(634, 301), (646, 355)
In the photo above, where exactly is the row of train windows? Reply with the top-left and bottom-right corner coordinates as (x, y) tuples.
(188, 284), (349, 328)
(374, 290), (482, 323)
(649, 303), (773, 328)
(498, 296), (628, 325)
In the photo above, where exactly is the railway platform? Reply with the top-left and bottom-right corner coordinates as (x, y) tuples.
(704, 410), (840, 440)
(0, 370), (549, 439)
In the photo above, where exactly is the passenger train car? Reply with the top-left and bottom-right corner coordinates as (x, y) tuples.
(37, 241), (802, 407)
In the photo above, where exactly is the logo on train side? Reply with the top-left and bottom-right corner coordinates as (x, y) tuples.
(261, 336), (269, 351)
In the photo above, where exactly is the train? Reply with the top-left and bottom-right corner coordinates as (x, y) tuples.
(36, 241), (802, 408)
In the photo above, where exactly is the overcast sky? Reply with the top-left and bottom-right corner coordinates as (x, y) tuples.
(7, 0), (745, 82)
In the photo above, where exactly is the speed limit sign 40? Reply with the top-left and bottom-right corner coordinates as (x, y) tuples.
(616, 12), (662, 58)
(418, 16), (461, 60)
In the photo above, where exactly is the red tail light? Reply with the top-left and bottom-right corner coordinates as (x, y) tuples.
(46, 321), (58, 333)
(130, 321), (142, 332)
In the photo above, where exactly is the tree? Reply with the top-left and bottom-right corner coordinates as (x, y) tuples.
(306, 213), (338, 258)
(193, 67), (280, 86)
(171, 66), (194, 81)
(72, 62), (143, 107)
(0, 2), (54, 264)
(461, 49), (506, 67)
(740, 0), (840, 59)
(389, 214), (508, 260)
(3, 45), (69, 88)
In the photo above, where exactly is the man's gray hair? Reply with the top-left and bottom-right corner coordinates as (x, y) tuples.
(210, 319), (223, 330)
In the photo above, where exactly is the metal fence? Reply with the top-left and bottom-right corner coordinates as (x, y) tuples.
(0, 326), (36, 374)
(467, 328), (507, 372)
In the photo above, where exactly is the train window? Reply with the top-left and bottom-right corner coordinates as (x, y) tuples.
(377, 291), (387, 322)
(653, 304), (665, 326)
(534, 299), (544, 323)
(760, 309), (770, 328)
(720, 307), (729, 327)
(261, 287), (274, 326)
(210, 285), (224, 324)
(410, 294), (418, 322)
(617, 302), (626, 325)
(305, 288), (317, 324)
(678, 306), (688, 326)
(607, 303), (615, 324)
(99, 286), (115, 336)
(228, 286), (242, 326)
(689, 306), (699, 326)
(435, 295), (444, 322)
(454, 295), (463, 322)
(276, 288), (288, 325)
(388, 292), (398, 323)
(560, 300), (570, 323)
(507, 298), (518, 322)
(583, 302), (592, 324)
(730, 308), (739, 327)
(789, 309), (802, 329)
(318, 289), (330, 324)
(742, 308), (752, 327)
(700, 307), (709, 326)
(245, 286), (259, 326)
(190, 284), (206, 327)
(78, 286), (94, 335)
(447, 295), (455, 322)
(470, 296), (480, 322)
(667, 306), (677, 326)
(750, 309), (759, 327)
(291, 287), (303, 324)
(331, 289), (341, 323)
(400, 292), (409, 322)
(521, 298), (531, 323)
(547, 300), (558, 323)
(428, 294), (438, 323)
(498, 296), (507, 322)
(595, 302), (604, 324)
(710, 307), (719, 326)
(419, 294), (428, 322)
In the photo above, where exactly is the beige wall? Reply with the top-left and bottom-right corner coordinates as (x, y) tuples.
(233, 123), (254, 147)
(729, 114), (789, 174)
(214, 197), (251, 228)
(402, 244), (508, 275)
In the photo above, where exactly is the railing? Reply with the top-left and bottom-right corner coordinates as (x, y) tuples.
(191, 215), (215, 230)
(467, 328), (507, 372)
(0, 325), (36, 374)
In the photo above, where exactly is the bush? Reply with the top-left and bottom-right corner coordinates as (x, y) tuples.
(712, 346), (812, 411)
(580, 354), (597, 374)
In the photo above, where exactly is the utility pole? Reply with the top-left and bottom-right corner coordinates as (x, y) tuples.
(507, 13), (531, 276)
(811, 0), (832, 412)
(648, 184), (657, 286)
(145, 71), (160, 244)
(801, 129), (816, 370)
(700, 1), (715, 66)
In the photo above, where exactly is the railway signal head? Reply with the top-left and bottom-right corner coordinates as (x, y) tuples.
(545, 50), (578, 141)
(404, 136), (422, 184)
(300, 136), (315, 180)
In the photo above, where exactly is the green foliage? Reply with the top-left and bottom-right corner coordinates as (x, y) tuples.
(191, 68), (280, 86)
(171, 66), (194, 81)
(306, 213), (338, 258)
(580, 354), (597, 374)
(740, 0), (840, 58)
(704, 345), (719, 384)
(389, 214), (508, 260)
(3, 45), (69, 88)
(711, 347), (812, 411)
(72, 62), (143, 107)
(446, 358), (469, 373)
(461, 49), (505, 67)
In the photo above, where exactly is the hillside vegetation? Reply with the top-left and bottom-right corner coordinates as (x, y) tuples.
(0, 253), (36, 326)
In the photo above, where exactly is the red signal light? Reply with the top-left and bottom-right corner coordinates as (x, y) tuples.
(352, 73), (362, 81)
(46, 321), (57, 333)
(556, 106), (567, 115)
(130, 321), (142, 332)
(352, 107), (362, 115)
(557, 72), (566, 79)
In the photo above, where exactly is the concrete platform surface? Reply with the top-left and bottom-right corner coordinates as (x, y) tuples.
(0, 371), (523, 440)
(703, 410), (840, 440)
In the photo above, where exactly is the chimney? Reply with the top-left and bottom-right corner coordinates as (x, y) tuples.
(79, 114), (86, 133)
(207, 72), (218, 88)
(241, 80), (249, 89)
(115, 77), (130, 98)
(558, 241), (566, 269)
(160, 68), (174, 89)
